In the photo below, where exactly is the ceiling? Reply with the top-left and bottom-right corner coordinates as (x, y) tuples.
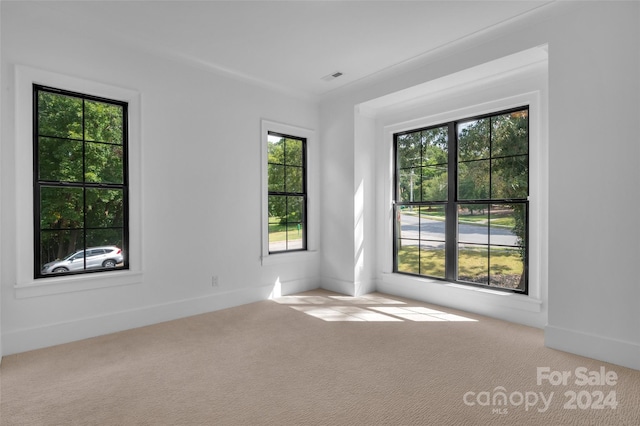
(22, 1), (553, 100)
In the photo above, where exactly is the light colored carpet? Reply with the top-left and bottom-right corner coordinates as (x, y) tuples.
(1, 289), (639, 425)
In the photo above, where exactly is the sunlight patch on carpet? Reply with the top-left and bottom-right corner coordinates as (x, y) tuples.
(275, 293), (478, 322)
(371, 307), (477, 322)
(290, 306), (402, 321)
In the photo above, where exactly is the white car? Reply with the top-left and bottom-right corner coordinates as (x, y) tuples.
(41, 246), (124, 274)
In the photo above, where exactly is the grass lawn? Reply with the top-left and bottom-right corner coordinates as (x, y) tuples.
(396, 245), (524, 289)
(268, 218), (303, 243)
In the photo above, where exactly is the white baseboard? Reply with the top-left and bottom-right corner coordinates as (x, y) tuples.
(545, 325), (640, 371)
(354, 279), (376, 296)
(269, 277), (320, 298)
(2, 284), (276, 356)
(320, 275), (355, 295)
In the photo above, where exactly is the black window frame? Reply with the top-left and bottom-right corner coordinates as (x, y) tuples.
(393, 106), (529, 294)
(33, 84), (129, 278)
(267, 131), (308, 253)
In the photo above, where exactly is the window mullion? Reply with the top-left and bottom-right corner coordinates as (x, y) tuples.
(82, 99), (87, 271)
(445, 122), (457, 281)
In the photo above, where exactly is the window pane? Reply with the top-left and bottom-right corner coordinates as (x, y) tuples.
(85, 142), (124, 184)
(458, 244), (488, 284)
(421, 165), (447, 201)
(268, 212), (285, 252)
(396, 207), (419, 242)
(458, 159), (490, 200)
(39, 229), (84, 268)
(396, 241), (420, 275)
(491, 110), (528, 157)
(37, 91), (82, 139)
(268, 134), (284, 163)
(398, 168), (420, 203)
(419, 242), (446, 278)
(86, 188), (124, 228)
(285, 165), (303, 193)
(458, 118), (489, 161)
(285, 138), (303, 166)
(268, 194), (305, 252)
(268, 195), (286, 224)
(422, 126), (448, 165)
(458, 204), (488, 245)
(491, 155), (528, 199)
(418, 205), (446, 242)
(86, 228), (124, 251)
(489, 204), (524, 248)
(397, 133), (422, 169)
(268, 164), (285, 192)
(285, 223), (304, 250)
(286, 196), (304, 224)
(38, 137), (83, 182)
(40, 187), (84, 229)
(489, 246), (525, 290)
(85, 100), (124, 144)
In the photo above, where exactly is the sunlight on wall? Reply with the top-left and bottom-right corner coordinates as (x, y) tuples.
(354, 179), (365, 293)
(269, 277), (282, 299)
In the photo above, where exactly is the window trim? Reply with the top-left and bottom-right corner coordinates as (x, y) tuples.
(33, 84), (130, 279)
(14, 65), (142, 298)
(260, 120), (317, 266)
(392, 106), (530, 294)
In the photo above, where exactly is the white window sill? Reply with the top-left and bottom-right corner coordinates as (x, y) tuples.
(381, 272), (542, 313)
(14, 270), (143, 299)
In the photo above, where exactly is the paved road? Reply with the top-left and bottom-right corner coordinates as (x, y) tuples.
(398, 213), (517, 246)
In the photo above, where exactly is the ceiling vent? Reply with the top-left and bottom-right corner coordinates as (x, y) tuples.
(321, 71), (344, 82)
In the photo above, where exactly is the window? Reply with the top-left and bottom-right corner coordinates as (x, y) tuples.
(267, 131), (307, 253)
(394, 107), (528, 293)
(34, 85), (128, 278)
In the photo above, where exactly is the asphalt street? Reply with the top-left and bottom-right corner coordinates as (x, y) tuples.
(398, 213), (518, 246)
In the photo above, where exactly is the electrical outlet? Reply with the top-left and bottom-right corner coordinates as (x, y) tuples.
(211, 275), (219, 287)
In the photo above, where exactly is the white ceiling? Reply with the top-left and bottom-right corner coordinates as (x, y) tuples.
(23, 1), (553, 100)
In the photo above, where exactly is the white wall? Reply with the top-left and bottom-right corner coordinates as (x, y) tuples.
(544, 2), (640, 370)
(1, 2), (320, 355)
(319, 2), (640, 370)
